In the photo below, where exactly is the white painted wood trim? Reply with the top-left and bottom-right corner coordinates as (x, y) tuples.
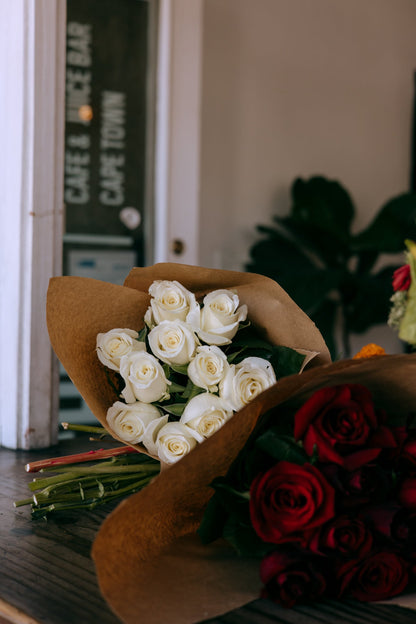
(154, 0), (203, 265)
(0, 0), (66, 449)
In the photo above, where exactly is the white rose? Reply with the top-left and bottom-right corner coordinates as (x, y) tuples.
(96, 328), (145, 372)
(187, 345), (230, 391)
(180, 393), (234, 439)
(198, 289), (247, 345)
(148, 320), (199, 365)
(106, 401), (162, 445)
(120, 351), (171, 404)
(141, 414), (169, 456)
(219, 356), (276, 411)
(156, 421), (203, 465)
(145, 280), (200, 327)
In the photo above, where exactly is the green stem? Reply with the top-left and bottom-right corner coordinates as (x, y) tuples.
(61, 423), (108, 435)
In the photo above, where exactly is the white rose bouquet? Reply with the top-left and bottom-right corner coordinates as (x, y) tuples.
(97, 279), (308, 465)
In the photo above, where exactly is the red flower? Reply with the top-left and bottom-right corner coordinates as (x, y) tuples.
(294, 384), (396, 471)
(398, 477), (416, 509)
(260, 551), (327, 607)
(309, 515), (373, 559)
(249, 461), (335, 544)
(337, 551), (409, 601)
(393, 264), (411, 291)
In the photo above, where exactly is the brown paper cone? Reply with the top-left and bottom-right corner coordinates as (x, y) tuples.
(46, 263), (330, 449)
(91, 353), (416, 624)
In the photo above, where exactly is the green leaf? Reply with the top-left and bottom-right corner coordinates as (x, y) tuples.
(158, 403), (186, 417)
(291, 175), (355, 240)
(181, 379), (205, 400)
(168, 381), (186, 393)
(222, 515), (271, 557)
(169, 363), (189, 376)
(269, 345), (307, 378)
(137, 325), (148, 342)
(352, 193), (416, 253)
(197, 495), (228, 544)
(255, 430), (308, 464)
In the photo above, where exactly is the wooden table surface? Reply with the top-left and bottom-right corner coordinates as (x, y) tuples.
(2, 439), (416, 624)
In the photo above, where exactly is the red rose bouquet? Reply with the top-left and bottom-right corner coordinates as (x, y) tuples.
(90, 352), (416, 624)
(198, 380), (416, 606)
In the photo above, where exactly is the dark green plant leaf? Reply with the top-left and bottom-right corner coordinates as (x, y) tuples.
(137, 325), (148, 342)
(169, 363), (189, 376)
(345, 265), (399, 333)
(353, 193), (416, 253)
(181, 379), (205, 400)
(310, 299), (338, 360)
(222, 515), (271, 557)
(269, 345), (307, 378)
(158, 402), (186, 417)
(197, 494), (228, 544)
(255, 430), (308, 464)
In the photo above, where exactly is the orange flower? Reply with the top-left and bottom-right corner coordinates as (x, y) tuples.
(353, 344), (386, 359)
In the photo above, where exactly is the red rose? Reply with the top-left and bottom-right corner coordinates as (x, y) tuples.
(322, 463), (392, 508)
(260, 551), (327, 607)
(337, 551), (409, 601)
(398, 477), (416, 509)
(294, 384), (396, 471)
(309, 515), (373, 558)
(393, 264), (411, 291)
(249, 461), (335, 544)
(391, 508), (416, 549)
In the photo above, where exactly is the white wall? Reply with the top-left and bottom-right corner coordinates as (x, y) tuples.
(199, 0), (416, 353)
(200, 0), (416, 271)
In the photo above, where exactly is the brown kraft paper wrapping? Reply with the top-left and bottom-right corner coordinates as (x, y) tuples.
(46, 263), (336, 621)
(90, 353), (416, 623)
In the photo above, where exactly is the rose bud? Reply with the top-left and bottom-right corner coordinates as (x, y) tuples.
(337, 551), (409, 602)
(197, 289), (247, 346)
(260, 551), (327, 608)
(309, 515), (373, 559)
(392, 264), (411, 292)
(294, 384), (396, 471)
(249, 461), (335, 544)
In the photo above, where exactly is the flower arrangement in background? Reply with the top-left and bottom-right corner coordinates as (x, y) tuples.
(389, 239), (416, 347)
(97, 280), (305, 465)
(198, 381), (416, 606)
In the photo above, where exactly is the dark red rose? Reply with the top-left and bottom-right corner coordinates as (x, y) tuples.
(391, 508), (416, 549)
(260, 550), (327, 607)
(398, 477), (416, 509)
(309, 515), (372, 558)
(294, 384), (396, 471)
(337, 551), (409, 601)
(249, 461), (335, 544)
(361, 504), (399, 539)
(393, 264), (411, 292)
(322, 463), (391, 509)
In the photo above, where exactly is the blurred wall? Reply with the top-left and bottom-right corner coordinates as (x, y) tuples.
(199, 0), (416, 276)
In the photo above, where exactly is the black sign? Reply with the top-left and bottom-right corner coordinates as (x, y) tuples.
(64, 0), (149, 262)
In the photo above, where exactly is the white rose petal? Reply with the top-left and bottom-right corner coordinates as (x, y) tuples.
(148, 320), (199, 365)
(220, 356), (276, 411)
(120, 351), (171, 404)
(106, 401), (162, 445)
(146, 280), (200, 327)
(141, 414), (169, 456)
(187, 345), (230, 391)
(180, 393), (234, 439)
(156, 421), (203, 465)
(198, 289), (247, 345)
(96, 328), (145, 372)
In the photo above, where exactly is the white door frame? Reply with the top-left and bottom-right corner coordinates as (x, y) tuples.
(0, 0), (202, 448)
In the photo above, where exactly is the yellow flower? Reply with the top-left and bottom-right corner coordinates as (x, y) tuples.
(353, 343), (386, 359)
